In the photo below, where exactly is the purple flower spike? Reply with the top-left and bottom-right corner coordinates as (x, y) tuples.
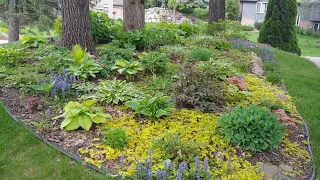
(195, 156), (201, 180)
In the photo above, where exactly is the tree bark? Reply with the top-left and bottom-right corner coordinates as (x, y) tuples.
(8, 0), (19, 42)
(123, 0), (145, 31)
(61, 0), (96, 54)
(208, 0), (226, 23)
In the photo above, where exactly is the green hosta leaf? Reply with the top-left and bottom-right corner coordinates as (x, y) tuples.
(124, 101), (140, 109)
(155, 109), (167, 118)
(141, 109), (152, 116)
(60, 117), (73, 129)
(30, 85), (44, 91)
(117, 68), (127, 74)
(78, 115), (92, 131)
(65, 118), (80, 130)
(159, 96), (171, 103)
(92, 115), (107, 123)
(125, 69), (137, 75)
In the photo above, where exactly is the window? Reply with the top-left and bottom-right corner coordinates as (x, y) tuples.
(103, 5), (109, 14)
(314, 23), (319, 31)
(256, 2), (268, 13)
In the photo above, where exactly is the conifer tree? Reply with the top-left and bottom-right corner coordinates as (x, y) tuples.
(258, 0), (301, 55)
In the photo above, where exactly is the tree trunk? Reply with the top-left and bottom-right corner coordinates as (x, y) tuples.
(8, 0), (19, 42)
(61, 0), (96, 54)
(208, 0), (226, 23)
(123, 0), (145, 31)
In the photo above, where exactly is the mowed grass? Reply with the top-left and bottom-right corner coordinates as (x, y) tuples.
(275, 50), (320, 176)
(248, 31), (320, 56)
(0, 102), (107, 179)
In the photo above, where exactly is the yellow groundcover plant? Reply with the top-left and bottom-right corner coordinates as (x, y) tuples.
(79, 109), (263, 179)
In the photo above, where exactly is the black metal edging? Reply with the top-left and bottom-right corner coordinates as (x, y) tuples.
(2, 103), (316, 180)
(299, 115), (317, 180)
(2, 103), (119, 178)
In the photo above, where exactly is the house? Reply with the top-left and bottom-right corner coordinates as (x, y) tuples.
(94, 0), (123, 19)
(240, 0), (320, 31)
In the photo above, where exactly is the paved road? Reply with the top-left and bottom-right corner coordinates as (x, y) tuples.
(0, 40), (8, 44)
(303, 57), (320, 68)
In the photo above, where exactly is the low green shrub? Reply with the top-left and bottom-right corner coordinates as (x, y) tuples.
(153, 132), (200, 162)
(20, 35), (49, 48)
(193, 8), (209, 20)
(0, 27), (8, 33)
(266, 71), (282, 85)
(0, 47), (25, 66)
(125, 92), (175, 119)
(215, 49), (252, 72)
(254, 22), (263, 30)
(218, 105), (284, 152)
(111, 60), (143, 81)
(207, 20), (248, 40)
(103, 128), (130, 150)
(197, 59), (238, 80)
(178, 21), (199, 37)
(190, 48), (214, 61)
(242, 25), (254, 31)
(54, 100), (112, 131)
(139, 51), (170, 75)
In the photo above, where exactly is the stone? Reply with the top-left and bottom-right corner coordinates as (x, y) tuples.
(279, 164), (294, 173)
(250, 55), (264, 77)
(259, 164), (279, 180)
(273, 171), (292, 180)
(88, 55), (97, 59)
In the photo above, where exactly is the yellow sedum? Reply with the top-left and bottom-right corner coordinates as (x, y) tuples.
(79, 109), (263, 179)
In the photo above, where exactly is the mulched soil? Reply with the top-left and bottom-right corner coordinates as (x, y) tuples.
(0, 87), (313, 178)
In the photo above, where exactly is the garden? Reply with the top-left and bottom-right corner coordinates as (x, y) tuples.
(0, 11), (315, 180)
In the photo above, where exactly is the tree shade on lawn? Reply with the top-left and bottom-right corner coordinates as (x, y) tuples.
(0, 102), (109, 179)
(275, 49), (320, 177)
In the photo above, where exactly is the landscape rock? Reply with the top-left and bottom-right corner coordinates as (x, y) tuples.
(279, 164), (294, 173)
(259, 164), (279, 180)
(273, 171), (292, 180)
(250, 53), (264, 77)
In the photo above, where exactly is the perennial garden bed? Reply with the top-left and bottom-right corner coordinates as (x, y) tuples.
(0, 20), (314, 179)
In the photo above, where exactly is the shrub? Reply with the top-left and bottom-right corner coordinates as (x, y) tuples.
(53, 100), (112, 131)
(174, 61), (226, 112)
(218, 105), (285, 152)
(97, 45), (134, 76)
(242, 25), (254, 31)
(139, 51), (170, 75)
(254, 22), (263, 30)
(125, 92), (175, 119)
(197, 59), (238, 80)
(193, 8), (209, 20)
(153, 132), (200, 162)
(111, 60), (143, 81)
(190, 48), (214, 61)
(266, 71), (282, 85)
(53, 17), (62, 37)
(178, 21), (199, 37)
(20, 35), (49, 48)
(190, 38), (231, 51)
(68, 45), (102, 79)
(0, 47), (25, 66)
(226, 0), (240, 20)
(255, 44), (275, 62)
(230, 39), (255, 51)
(207, 20), (248, 40)
(90, 11), (123, 44)
(99, 79), (142, 104)
(258, 0), (301, 55)
(103, 128), (130, 150)
(215, 49), (252, 72)
(0, 27), (8, 33)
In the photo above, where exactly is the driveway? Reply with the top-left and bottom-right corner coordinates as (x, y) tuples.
(303, 56), (320, 68)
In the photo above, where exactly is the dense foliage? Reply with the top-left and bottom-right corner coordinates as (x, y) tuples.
(258, 0), (301, 55)
(218, 105), (285, 152)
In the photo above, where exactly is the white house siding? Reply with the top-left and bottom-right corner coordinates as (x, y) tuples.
(93, 0), (123, 19)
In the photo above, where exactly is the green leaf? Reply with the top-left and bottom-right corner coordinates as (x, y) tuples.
(141, 109), (152, 116)
(65, 118), (80, 130)
(124, 101), (140, 109)
(60, 117), (73, 129)
(30, 85), (44, 91)
(78, 115), (92, 131)
(83, 99), (98, 107)
(155, 109), (167, 118)
(92, 115), (107, 123)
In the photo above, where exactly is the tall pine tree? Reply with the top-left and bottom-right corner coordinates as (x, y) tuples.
(258, 0), (301, 55)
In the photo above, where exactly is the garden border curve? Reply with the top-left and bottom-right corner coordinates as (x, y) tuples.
(2, 103), (316, 180)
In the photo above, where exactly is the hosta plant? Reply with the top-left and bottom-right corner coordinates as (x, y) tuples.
(99, 79), (142, 104)
(218, 104), (284, 152)
(20, 35), (49, 48)
(68, 44), (102, 79)
(111, 59), (143, 81)
(125, 92), (174, 119)
(53, 100), (112, 131)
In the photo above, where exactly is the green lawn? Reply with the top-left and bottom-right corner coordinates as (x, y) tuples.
(0, 102), (107, 179)
(248, 32), (320, 56)
(275, 50), (320, 176)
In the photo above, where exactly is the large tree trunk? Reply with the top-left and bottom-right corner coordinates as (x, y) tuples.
(61, 0), (96, 54)
(8, 0), (19, 42)
(123, 0), (145, 31)
(208, 0), (226, 23)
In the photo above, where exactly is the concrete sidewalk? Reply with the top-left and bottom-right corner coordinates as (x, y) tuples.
(303, 56), (320, 68)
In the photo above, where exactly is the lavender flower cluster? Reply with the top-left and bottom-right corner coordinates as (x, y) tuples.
(230, 39), (255, 50)
(134, 149), (210, 180)
(257, 44), (275, 62)
(50, 70), (79, 98)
